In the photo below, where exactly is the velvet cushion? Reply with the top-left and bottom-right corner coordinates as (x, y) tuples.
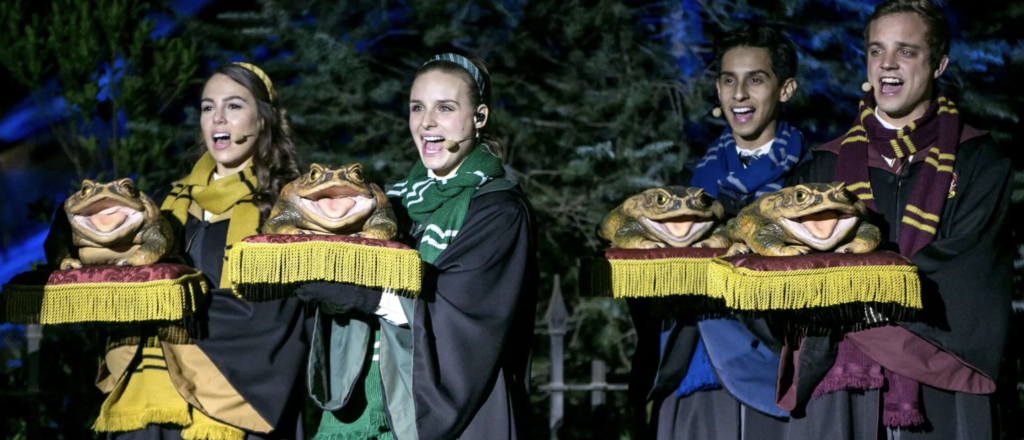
(2, 263), (207, 324)
(226, 234), (422, 301)
(238, 234), (413, 250)
(722, 251), (911, 272)
(709, 251), (922, 331)
(589, 247), (728, 299)
(602, 247), (726, 261)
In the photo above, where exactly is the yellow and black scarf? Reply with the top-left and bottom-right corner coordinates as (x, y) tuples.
(94, 335), (246, 440)
(161, 152), (262, 288)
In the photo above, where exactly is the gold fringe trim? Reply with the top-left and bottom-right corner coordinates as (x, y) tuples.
(2, 273), (208, 324)
(93, 408), (192, 432)
(181, 425), (245, 440)
(591, 257), (717, 298)
(94, 344), (193, 433)
(181, 410), (245, 440)
(708, 259), (922, 311)
(228, 240), (422, 300)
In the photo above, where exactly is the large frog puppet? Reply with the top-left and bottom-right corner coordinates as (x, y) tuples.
(263, 163), (397, 240)
(48, 178), (174, 270)
(599, 186), (729, 249)
(724, 182), (881, 256)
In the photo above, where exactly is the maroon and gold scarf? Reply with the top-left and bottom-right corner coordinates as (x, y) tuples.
(836, 92), (959, 256)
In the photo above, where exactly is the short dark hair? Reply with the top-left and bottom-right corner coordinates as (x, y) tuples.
(714, 24), (798, 83)
(864, 0), (951, 69)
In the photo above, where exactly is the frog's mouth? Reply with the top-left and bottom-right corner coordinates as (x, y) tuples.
(299, 186), (377, 226)
(781, 211), (859, 250)
(641, 215), (715, 247)
(72, 198), (145, 239)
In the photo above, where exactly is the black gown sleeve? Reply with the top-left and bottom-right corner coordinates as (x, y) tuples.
(901, 139), (1013, 379)
(412, 191), (536, 439)
(294, 282), (383, 316)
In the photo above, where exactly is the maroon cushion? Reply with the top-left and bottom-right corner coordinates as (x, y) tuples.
(239, 234), (412, 250)
(714, 251), (922, 331)
(722, 251), (911, 271)
(603, 247), (726, 260)
(587, 247), (728, 299)
(2, 263), (206, 325)
(9, 263), (199, 286)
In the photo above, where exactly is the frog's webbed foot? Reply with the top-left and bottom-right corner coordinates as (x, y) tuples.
(726, 242), (752, 256)
(633, 240), (666, 249)
(610, 230), (665, 249)
(693, 235), (731, 249)
(60, 258), (83, 270)
(616, 238), (665, 249)
(269, 225), (308, 235)
(774, 245), (811, 256)
(355, 228), (394, 241)
(835, 239), (875, 254)
(124, 252), (160, 267)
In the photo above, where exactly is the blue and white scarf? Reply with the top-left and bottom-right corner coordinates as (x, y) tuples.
(689, 121), (805, 201)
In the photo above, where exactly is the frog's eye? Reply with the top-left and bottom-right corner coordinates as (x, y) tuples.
(309, 169), (321, 181)
(120, 181), (138, 197)
(350, 167), (364, 183)
(656, 193), (669, 206)
(795, 191), (809, 203)
(80, 186), (92, 196)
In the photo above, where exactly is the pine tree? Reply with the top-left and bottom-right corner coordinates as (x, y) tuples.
(1, 0), (1019, 437)
(0, 1), (198, 438)
(0, 0), (199, 192)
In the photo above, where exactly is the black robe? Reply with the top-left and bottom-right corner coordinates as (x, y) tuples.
(183, 216), (308, 439)
(783, 128), (1013, 439)
(109, 215), (308, 440)
(403, 185), (538, 439)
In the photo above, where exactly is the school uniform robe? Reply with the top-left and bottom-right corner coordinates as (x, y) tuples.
(404, 184), (539, 440)
(782, 126), (1013, 439)
(105, 213), (308, 440)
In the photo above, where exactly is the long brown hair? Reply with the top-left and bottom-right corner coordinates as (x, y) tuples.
(200, 64), (300, 220)
(415, 57), (505, 160)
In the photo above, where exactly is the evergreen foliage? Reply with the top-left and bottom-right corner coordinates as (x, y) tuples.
(0, 0), (199, 191)
(0, 0), (1020, 438)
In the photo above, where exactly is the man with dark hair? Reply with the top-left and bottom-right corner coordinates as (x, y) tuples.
(628, 24), (808, 439)
(786, 0), (1012, 438)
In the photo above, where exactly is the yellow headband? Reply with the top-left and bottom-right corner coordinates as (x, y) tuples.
(232, 62), (275, 102)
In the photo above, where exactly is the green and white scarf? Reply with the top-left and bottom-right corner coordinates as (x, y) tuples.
(388, 145), (504, 264)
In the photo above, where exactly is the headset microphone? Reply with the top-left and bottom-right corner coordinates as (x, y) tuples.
(442, 136), (475, 151)
(231, 133), (254, 144)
